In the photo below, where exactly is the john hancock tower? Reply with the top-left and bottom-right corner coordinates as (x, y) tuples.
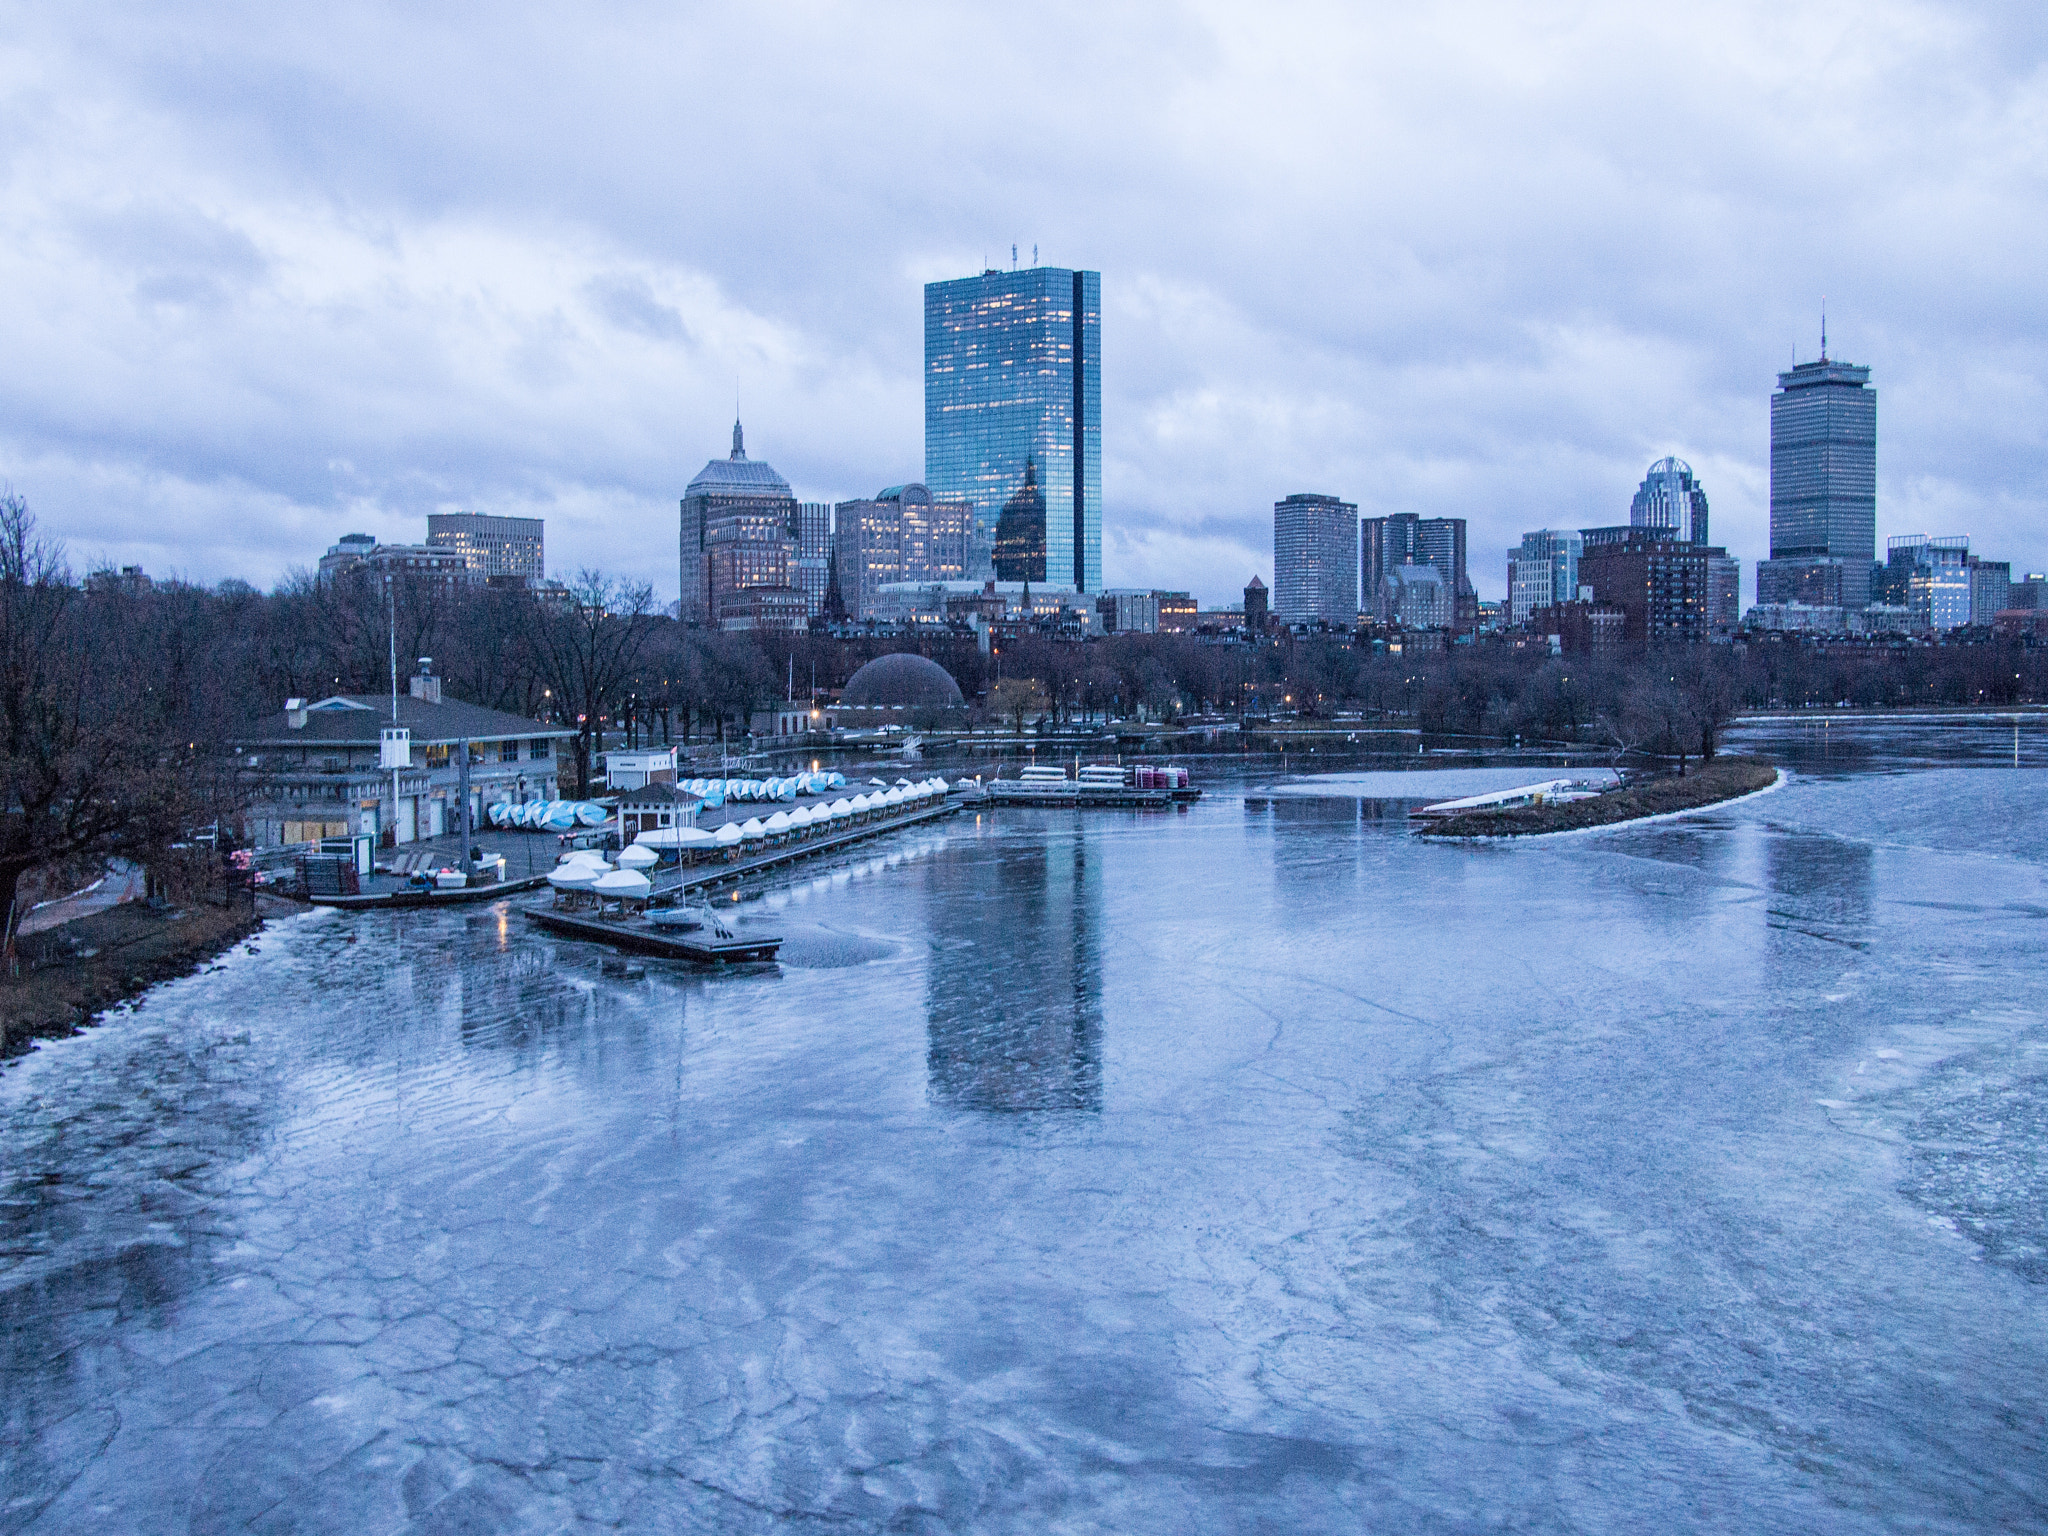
(924, 264), (1101, 592)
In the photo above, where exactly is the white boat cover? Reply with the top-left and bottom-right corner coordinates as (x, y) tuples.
(714, 822), (743, 845)
(739, 818), (768, 840)
(546, 867), (596, 890)
(764, 811), (792, 832)
(616, 844), (659, 869)
(591, 869), (652, 898)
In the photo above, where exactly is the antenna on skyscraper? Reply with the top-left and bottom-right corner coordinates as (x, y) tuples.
(1820, 297), (1827, 362)
(1012, 243), (1018, 269)
(1032, 243), (1038, 266)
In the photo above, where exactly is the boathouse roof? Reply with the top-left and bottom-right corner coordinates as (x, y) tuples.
(232, 695), (572, 748)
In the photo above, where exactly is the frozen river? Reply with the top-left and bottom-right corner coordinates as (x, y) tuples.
(5, 722), (2047, 1532)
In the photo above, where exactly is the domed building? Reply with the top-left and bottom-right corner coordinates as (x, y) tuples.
(840, 653), (965, 710)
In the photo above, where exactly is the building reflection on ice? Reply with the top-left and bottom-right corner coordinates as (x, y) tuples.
(926, 829), (1103, 1112)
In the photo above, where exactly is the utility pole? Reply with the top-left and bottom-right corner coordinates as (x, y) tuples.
(457, 738), (473, 875)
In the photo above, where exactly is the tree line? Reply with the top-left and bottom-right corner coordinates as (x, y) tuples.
(5, 484), (2048, 952)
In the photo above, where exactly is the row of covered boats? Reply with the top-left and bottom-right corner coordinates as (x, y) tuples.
(485, 799), (612, 831)
(627, 778), (956, 864)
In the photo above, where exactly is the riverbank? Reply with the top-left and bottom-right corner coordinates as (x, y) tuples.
(0, 897), (263, 1059)
(1417, 756), (1779, 838)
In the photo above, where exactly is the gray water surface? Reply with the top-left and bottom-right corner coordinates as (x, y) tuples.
(4, 734), (2046, 1531)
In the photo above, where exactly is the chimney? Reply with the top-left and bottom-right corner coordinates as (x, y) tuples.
(285, 698), (307, 729)
(409, 657), (442, 704)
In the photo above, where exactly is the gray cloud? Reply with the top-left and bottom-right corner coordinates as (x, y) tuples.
(2, 1), (2045, 603)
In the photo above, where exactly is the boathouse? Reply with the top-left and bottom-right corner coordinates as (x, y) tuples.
(231, 661), (574, 848)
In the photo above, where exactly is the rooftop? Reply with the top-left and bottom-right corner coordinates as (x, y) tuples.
(233, 695), (570, 747)
(685, 419), (794, 499)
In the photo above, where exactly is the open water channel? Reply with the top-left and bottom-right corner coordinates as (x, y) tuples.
(4, 720), (2046, 1532)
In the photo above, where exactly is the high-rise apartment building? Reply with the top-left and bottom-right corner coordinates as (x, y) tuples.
(1576, 529), (1730, 648)
(925, 266), (1100, 593)
(1629, 457), (1710, 544)
(1272, 494), (1360, 627)
(1507, 529), (1582, 626)
(1762, 353), (1877, 609)
(832, 483), (973, 621)
(1708, 554), (1742, 633)
(679, 421), (800, 627)
(426, 513), (545, 583)
(1364, 514), (1472, 627)
(1969, 559), (2011, 626)
(790, 502), (833, 617)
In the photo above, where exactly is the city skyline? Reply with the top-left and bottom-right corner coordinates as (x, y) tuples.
(4, 7), (2046, 607)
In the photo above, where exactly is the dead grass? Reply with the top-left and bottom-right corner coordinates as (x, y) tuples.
(0, 899), (263, 1059)
(1417, 756), (1778, 839)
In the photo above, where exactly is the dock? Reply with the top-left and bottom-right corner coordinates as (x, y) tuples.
(982, 783), (1201, 809)
(307, 872), (550, 910)
(298, 795), (964, 911)
(524, 906), (781, 964)
(656, 799), (962, 897)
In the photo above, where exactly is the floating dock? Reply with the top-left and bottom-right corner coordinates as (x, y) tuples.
(305, 873), (551, 911)
(983, 782), (1192, 809)
(524, 906), (781, 964)
(660, 799), (963, 895)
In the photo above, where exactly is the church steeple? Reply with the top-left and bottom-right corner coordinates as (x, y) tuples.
(731, 419), (746, 460)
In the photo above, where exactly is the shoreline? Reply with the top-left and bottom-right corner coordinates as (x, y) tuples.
(1416, 758), (1781, 841)
(0, 897), (266, 1061)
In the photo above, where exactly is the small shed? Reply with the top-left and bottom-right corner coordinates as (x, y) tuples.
(615, 782), (702, 840)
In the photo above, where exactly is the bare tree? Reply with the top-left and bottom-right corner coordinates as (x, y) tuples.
(0, 496), (216, 965)
(521, 571), (657, 793)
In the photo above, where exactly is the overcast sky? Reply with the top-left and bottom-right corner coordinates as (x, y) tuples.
(3, 2), (2045, 605)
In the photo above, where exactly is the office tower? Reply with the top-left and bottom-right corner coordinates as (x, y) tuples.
(1629, 457), (1710, 544)
(1507, 529), (1583, 626)
(832, 483), (973, 620)
(679, 420), (799, 626)
(992, 459), (1047, 581)
(1880, 535), (1971, 629)
(1761, 350), (1877, 608)
(1363, 514), (1472, 626)
(925, 265), (1101, 592)
(791, 502), (833, 617)
(1272, 493), (1360, 626)
(426, 513), (545, 582)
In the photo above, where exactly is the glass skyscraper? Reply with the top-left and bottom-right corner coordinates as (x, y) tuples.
(925, 266), (1101, 592)
(1629, 457), (1709, 544)
(1507, 529), (1581, 626)
(1765, 356), (1876, 608)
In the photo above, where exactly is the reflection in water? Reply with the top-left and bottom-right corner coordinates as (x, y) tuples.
(1765, 830), (1876, 942)
(927, 830), (1102, 1111)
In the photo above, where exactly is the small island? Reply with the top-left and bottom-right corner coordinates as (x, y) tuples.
(1416, 756), (1779, 839)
